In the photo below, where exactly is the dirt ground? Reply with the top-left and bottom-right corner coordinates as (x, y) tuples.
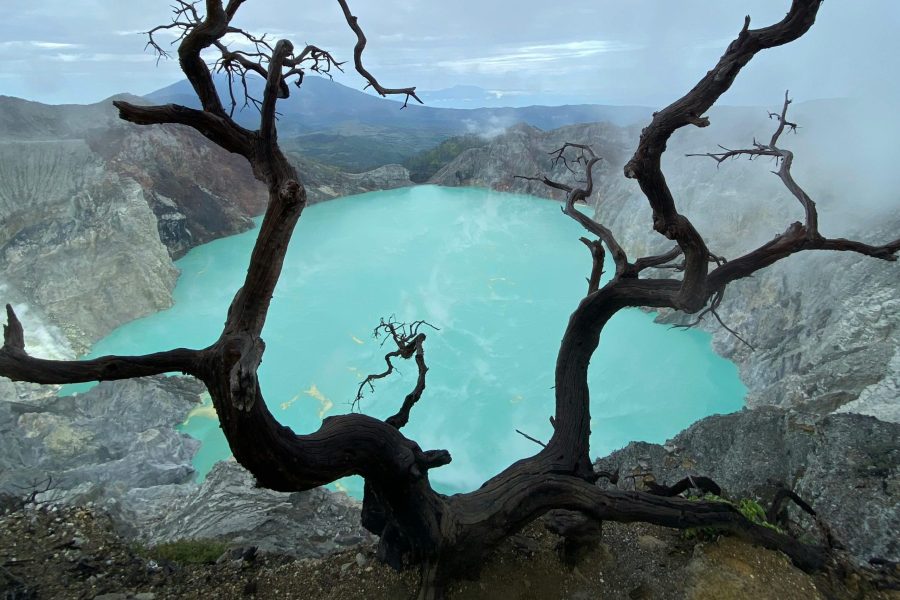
(1, 504), (897, 599)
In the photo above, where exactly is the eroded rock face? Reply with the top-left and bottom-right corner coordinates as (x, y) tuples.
(0, 94), (413, 355)
(290, 154), (413, 203)
(0, 141), (178, 348)
(0, 376), (203, 501)
(115, 460), (373, 558)
(594, 408), (900, 563)
(0, 96), (260, 351)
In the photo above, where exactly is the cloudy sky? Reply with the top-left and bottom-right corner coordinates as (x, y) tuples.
(1, 1), (898, 107)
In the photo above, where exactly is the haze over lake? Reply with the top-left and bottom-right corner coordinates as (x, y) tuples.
(67, 186), (745, 496)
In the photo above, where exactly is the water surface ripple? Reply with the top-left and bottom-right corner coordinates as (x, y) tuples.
(71, 186), (745, 497)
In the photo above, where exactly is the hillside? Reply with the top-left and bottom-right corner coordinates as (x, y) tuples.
(147, 75), (652, 171)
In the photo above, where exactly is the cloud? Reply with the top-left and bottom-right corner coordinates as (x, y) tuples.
(437, 40), (641, 74)
(377, 33), (451, 43)
(51, 52), (155, 63)
(0, 41), (83, 50)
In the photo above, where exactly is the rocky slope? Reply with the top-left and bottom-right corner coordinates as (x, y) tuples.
(0, 375), (371, 561)
(431, 101), (900, 420)
(594, 407), (900, 563)
(0, 377), (200, 502)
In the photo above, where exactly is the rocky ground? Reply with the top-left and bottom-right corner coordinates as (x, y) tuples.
(3, 503), (896, 600)
(2, 376), (897, 599)
(0, 376), (373, 563)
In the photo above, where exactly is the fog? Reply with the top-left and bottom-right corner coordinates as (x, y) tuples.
(2, 2), (897, 217)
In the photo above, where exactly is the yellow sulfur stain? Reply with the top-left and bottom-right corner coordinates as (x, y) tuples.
(304, 384), (334, 418)
(510, 394), (524, 404)
(280, 392), (301, 411)
(182, 395), (217, 425)
(334, 481), (349, 494)
(351, 335), (365, 345)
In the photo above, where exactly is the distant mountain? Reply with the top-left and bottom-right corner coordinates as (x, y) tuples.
(148, 75), (652, 133)
(418, 84), (603, 109)
(146, 75), (653, 171)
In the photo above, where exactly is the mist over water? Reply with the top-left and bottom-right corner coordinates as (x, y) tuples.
(66, 186), (745, 497)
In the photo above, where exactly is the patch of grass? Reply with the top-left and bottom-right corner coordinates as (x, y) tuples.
(137, 539), (228, 565)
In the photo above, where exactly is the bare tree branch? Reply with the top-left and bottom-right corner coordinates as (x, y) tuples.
(686, 92), (900, 288)
(112, 101), (254, 160)
(623, 1), (822, 311)
(670, 289), (756, 350)
(336, 0), (423, 108)
(354, 317), (438, 431)
(1, 304), (202, 384)
(517, 143), (632, 282)
(515, 429), (547, 448)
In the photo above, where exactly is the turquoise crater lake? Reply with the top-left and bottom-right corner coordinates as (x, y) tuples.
(68, 186), (745, 497)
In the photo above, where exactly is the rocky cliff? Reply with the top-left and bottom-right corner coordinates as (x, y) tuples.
(431, 102), (900, 421)
(0, 94), (413, 354)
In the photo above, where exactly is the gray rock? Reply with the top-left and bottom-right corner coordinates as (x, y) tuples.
(295, 155), (414, 203)
(0, 375), (203, 504)
(115, 459), (374, 558)
(2, 372), (372, 562)
(594, 408), (900, 563)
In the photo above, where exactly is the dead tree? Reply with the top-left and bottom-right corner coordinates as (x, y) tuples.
(1, 1), (898, 597)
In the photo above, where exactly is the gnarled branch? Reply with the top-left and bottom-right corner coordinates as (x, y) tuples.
(336, 0), (423, 108)
(1, 304), (202, 384)
(689, 95), (900, 288)
(355, 318), (438, 431)
(624, 1), (823, 311)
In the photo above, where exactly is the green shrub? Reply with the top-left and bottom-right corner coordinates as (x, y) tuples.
(143, 539), (228, 564)
(682, 495), (784, 540)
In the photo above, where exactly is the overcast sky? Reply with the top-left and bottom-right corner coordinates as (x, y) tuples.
(1, 1), (898, 107)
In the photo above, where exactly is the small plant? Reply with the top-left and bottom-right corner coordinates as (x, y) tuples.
(683, 495), (784, 540)
(737, 498), (784, 533)
(140, 539), (228, 565)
